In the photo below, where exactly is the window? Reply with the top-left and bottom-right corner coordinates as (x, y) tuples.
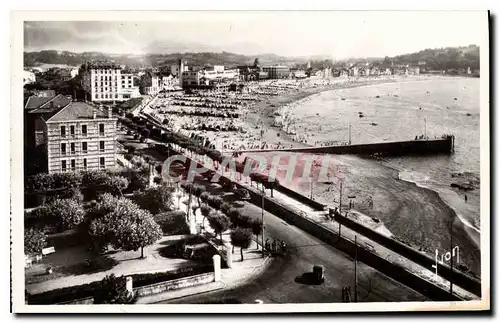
(100, 157), (105, 169)
(82, 142), (88, 153)
(70, 125), (75, 137)
(71, 159), (76, 171)
(61, 160), (67, 172)
(81, 124), (87, 136)
(99, 141), (105, 152)
(61, 143), (66, 155)
(99, 124), (105, 135)
(60, 125), (66, 137)
(83, 158), (87, 170)
(70, 143), (75, 155)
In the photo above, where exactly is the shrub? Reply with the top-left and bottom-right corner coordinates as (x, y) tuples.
(94, 274), (137, 304)
(154, 211), (189, 235)
(27, 265), (214, 305)
(24, 227), (47, 255)
(34, 198), (85, 233)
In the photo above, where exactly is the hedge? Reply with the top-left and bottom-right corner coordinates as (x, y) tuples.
(27, 264), (214, 305)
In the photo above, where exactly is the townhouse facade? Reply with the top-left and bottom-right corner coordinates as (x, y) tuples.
(44, 102), (117, 173)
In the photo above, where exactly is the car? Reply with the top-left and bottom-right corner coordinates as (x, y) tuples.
(234, 187), (250, 201)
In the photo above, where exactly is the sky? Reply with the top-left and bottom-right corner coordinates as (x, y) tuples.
(24, 11), (487, 59)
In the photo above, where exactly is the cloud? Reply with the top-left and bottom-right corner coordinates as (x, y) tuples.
(23, 13), (486, 58)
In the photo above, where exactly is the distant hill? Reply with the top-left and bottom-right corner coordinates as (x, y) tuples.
(384, 45), (480, 70)
(23, 50), (309, 69)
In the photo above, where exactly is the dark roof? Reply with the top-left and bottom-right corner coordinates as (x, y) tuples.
(25, 94), (72, 113)
(24, 96), (53, 110)
(82, 61), (121, 70)
(30, 95), (72, 114)
(47, 102), (109, 122)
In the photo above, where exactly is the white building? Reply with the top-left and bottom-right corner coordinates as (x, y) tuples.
(70, 67), (79, 79)
(23, 70), (36, 85)
(81, 61), (141, 102)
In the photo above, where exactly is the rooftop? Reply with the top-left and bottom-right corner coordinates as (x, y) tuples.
(47, 102), (110, 122)
(82, 61), (121, 70)
(25, 94), (71, 112)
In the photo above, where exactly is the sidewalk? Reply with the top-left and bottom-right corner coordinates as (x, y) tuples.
(136, 238), (271, 304)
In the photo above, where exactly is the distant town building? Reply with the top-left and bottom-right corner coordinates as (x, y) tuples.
(262, 66), (290, 79)
(182, 70), (204, 88)
(182, 66), (240, 89)
(42, 102), (117, 173)
(170, 59), (189, 86)
(140, 71), (180, 95)
(23, 70), (36, 85)
(81, 61), (141, 103)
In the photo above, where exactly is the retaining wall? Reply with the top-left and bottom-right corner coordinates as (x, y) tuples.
(276, 184), (326, 210)
(134, 272), (215, 297)
(334, 214), (481, 296)
(56, 296), (94, 305)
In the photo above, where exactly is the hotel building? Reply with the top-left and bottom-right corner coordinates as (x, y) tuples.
(81, 61), (141, 103)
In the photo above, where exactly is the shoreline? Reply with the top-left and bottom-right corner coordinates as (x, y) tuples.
(239, 76), (481, 276)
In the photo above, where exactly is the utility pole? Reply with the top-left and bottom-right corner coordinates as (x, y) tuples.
(338, 181), (343, 237)
(424, 117), (427, 139)
(354, 235), (358, 302)
(348, 123), (352, 145)
(450, 219), (453, 295)
(261, 185), (265, 258)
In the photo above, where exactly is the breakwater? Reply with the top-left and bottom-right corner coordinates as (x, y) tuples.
(239, 137), (454, 157)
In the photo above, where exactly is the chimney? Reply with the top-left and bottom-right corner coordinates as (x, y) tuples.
(108, 106), (112, 118)
(93, 110), (97, 119)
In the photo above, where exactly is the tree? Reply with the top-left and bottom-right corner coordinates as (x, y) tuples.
(192, 184), (205, 207)
(208, 213), (231, 243)
(200, 191), (210, 205)
(111, 208), (162, 258)
(88, 195), (162, 257)
(220, 202), (232, 215)
(207, 195), (223, 210)
(106, 175), (129, 197)
(154, 210), (189, 235)
(251, 219), (263, 249)
(24, 228), (46, 255)
(94, 274), (137, 304)
(35, 198), (85, 232)
(134, 184), (174, 214)
(200, 205), (211, 232)
(230, 228), (253, 261)
(140, 128), (150, 143)
(227, 208), (241, 225)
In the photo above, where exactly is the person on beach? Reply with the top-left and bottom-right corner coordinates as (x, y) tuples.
(465, 194), (468, 202)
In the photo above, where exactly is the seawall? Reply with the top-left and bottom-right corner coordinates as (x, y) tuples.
(239, 137), (454, 157)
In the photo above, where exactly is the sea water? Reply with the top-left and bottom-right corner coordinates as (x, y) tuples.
(290, 76), (481, 249)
